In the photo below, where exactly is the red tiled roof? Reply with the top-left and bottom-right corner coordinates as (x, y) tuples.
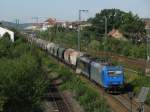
(45, 18), (56, 24)
(32, 23), (43, 26)
(108, 29), (123, 38)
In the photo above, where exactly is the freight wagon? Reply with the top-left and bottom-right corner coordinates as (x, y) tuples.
(23, 34), (125, 90)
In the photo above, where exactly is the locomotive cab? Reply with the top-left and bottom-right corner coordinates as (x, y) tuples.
(102, 66), (124, 88)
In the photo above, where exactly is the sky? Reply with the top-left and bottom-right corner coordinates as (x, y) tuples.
(0, 0), (150, 23)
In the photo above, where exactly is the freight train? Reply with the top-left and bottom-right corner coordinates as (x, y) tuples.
(24, 33), (124, 90)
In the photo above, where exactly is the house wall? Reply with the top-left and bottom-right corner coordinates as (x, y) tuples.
(0, 27), (14, 42)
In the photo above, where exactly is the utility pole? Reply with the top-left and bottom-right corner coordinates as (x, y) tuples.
(146, 28), (150, 75)
(136, 87), (149, 112)
(128, 92), (134, 112)
(15, 19), (19, 25)
(78, 9), (88, 51)
(103, 16), (108, 51)
(32, 17), (40, 24)
(104, 16), (107, 37)
(15, 19), (20, 29)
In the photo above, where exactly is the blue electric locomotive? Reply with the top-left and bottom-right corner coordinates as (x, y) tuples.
(102, 66), (124, 88)
(77, 55), (124, 89)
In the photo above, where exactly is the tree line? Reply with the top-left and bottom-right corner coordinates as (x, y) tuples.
(87, 9), (146, 42)
(37, 9), (147, 59)
(0, 32), (49, 112)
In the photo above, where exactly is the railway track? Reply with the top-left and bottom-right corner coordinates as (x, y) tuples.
(23, 33), (150, 112)
(119, 94), (150, 112)
(46, 81), (72, 112)
(80, 75), (150, 112)
(90, 51), (149, 71)
(113, 95), (138, 112)
(47, 56), (131, 112)
(55, 62), (128, 112)
(45, 55), (150, 112)
(77, 74), (129, 112)
(23, 31), (149, 71)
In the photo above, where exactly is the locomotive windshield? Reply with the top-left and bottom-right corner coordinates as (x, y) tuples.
(108, 71), (122, 76)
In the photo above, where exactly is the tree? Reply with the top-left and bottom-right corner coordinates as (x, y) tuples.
(0, 37), (48, 112)
(3, 32), (11, 39)
(10, 28), (22, 41)
(0, 37), (12, 58)
(88, 40), (100, 51)
(0, 22), (2, 26)
(0, 53), (48, 112)
(88, 9), (145, 40)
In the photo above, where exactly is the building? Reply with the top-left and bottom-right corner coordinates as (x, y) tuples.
(108, 29), (126, 40)
(143, 18), (150, 29)
(79, 22), (92, 30)
(42, 18), (57, 31)
(25, 18), (91, 31)
(42, 18), (67, 31)
(0, 27), (14, 42)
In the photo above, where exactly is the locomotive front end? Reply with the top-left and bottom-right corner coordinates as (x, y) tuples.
(103, 66), (124, 88)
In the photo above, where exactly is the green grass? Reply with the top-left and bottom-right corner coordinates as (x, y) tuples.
(101, 59), (150, 106)
(122, 64), (150, 105)
(131, 77), (150, 105)
(124, 69), (139, 83)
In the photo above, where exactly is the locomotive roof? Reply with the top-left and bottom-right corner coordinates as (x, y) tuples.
(80, 54), (110, 64)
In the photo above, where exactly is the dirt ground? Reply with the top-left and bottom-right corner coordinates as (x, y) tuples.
(42, 80), (84, 112)
(62, 90), (84, 112)
(43, 101), (56, 112)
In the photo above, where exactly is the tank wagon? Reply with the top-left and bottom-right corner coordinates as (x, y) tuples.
(58, 47), (66, 60)
(64, 49), (75, 64)
(24, 34), (124, 90)
(53, 44), (59, 57)
(47, 43), (56, 54)
(36, 39), (48, 50)
(70, 51), (84, 66)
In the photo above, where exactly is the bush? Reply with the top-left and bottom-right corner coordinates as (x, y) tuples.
(131, 77), (150, 104)
(53, 65), (111, 112)
(0, 37), (48, 112)
(88, 40), (100, 51)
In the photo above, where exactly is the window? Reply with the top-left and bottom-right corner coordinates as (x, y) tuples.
(108, 71), (122, 76)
